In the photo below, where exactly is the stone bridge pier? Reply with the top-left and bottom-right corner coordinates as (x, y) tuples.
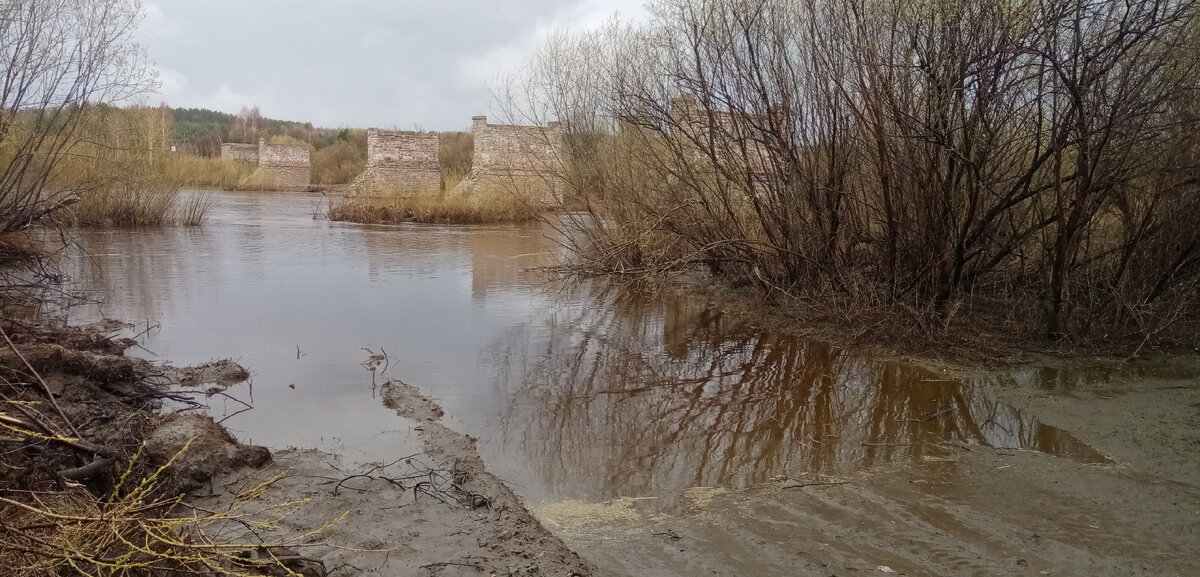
(351, 129), (441, 194)
(450, 115), (565, 203)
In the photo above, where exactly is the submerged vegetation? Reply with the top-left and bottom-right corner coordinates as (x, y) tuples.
(509, 0), (1200, 351)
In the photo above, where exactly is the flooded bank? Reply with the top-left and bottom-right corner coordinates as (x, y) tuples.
(68, 190), (1200, 576)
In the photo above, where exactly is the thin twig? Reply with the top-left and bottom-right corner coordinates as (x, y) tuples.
(420, 561), (484, 571)
(0, 324), (79, 437)
(782, 481), (850, 489)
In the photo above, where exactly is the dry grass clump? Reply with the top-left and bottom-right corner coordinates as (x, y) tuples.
(329, 190), (540, 225)
(234, 169), (280, 192)
(442, 169), (470, 193)
(72, 183), (179, 227)
(71, 187), (214, 227)
(69, 170), (214, 227)
(312, 139), (366, 185)
(0, 442), (336, 577)
(154, 155), (253, 190)
(176, 191), (216, 226)
(0, 322), (335, 577)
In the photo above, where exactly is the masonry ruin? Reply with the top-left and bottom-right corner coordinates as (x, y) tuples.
(670, 94), (775, 181)
(220, 143), (259, 163)
(351, 129), (441, 194)
(449, 116), (565, 203)
(247, 138), (311, 190)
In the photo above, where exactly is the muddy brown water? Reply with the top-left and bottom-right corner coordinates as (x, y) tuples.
(66, 190), (1196, 575)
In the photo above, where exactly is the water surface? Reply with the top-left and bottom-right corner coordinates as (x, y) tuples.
(69, 190), (1106, 508)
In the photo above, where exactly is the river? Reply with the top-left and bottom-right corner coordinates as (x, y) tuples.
(66, 190), (1198, 576)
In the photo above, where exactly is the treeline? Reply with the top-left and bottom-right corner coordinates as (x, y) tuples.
(162, 105), (367, 184)
(517, 0), (1200, 348)
(171, 106), (344, 155)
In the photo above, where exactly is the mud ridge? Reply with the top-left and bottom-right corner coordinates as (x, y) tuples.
(188, 378), (598, 577)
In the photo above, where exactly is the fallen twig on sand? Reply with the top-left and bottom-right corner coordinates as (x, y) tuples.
(326, 454), (493, 510)
(652, 529), (682, 540)
(782, 480), (850, 489)
(420, 560), (485, 571)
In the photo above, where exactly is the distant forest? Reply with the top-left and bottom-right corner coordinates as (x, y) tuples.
(171, 106), (360, 156)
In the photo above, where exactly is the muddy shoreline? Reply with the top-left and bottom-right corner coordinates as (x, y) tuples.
(524, 334), (1200, 577)
(536, 389), (1200, 577)
(0, 319), (593, 576)
(4, 306), (1198, 576)
(192, 379), (595, 576)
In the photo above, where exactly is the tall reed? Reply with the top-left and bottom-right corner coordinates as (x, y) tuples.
(154, 154), (252, 190)
(50, 108), (220, 227)
(175, 190), (215, 226)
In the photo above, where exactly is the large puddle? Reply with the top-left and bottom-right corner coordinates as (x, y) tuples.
(69, 190), (1108, 510)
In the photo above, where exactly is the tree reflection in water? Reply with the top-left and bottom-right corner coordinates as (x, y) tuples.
(491, 285), (1108, 506)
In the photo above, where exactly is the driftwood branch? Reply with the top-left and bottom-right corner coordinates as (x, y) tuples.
(57, 456), (115, 481)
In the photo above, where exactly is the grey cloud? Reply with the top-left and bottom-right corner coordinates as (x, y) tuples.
(142, 0), (606, 130)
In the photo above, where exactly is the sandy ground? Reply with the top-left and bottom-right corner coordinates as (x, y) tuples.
(992, 371), (1200, 487)
(191, 379), (596, 577)
(531, 373), (1200, 577)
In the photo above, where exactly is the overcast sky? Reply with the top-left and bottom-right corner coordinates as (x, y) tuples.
(139, 1), (648, 131)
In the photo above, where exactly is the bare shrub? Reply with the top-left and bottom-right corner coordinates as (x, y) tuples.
(312, 138), (366, 185)
(512, 0), (1200, 349)
(0, 0), (155, 233)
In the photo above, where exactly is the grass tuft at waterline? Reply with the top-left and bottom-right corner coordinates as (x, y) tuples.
(328, 190), (540, 225)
